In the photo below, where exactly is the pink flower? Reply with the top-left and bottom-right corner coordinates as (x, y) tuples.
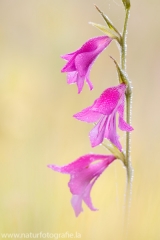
(74, 84), (133, 151)
(61, 36), (112, 93)
(48, 154), (116, 217)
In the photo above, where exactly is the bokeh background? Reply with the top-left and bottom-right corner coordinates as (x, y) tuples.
(0, 0), (160, 239)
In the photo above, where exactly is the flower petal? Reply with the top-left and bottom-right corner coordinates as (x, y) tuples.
(68, 157), (115, 216)
(73, 101), (102, 123)
(75, 36), (112, 77)
(61, 57), (77, 72)
(118, 116), (134, 131)
(76, 75), (85, 94)
(71, 181), (97, 217)
(92, 84), (126, 115)
(79, 36), (111, 53)
(105, 113), (122, 151)
(89, 116), (108, 147)
(60, 36), (104, 62)
(75, 52), (95, 77)
(82, 180), (98, 212)
(61, 36), (112, 92)
(117, 90), (134, 132)
(48, 154), (109, 174)
(85, 65), (94, 91)
(48, 154), (116, 217)
(67, 72), (78, 84)
(61, 50), (79, 61)
(71, 195), (83, 217)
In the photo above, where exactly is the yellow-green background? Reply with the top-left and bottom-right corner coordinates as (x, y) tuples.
(0, 0), (160, 239)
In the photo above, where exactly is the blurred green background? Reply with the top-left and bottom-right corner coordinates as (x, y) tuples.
(0, 0), (160, 239)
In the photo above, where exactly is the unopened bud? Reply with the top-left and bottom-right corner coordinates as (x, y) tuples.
(122, 0), (130, 9)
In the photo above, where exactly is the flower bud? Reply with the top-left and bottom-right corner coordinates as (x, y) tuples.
(122, 0), (130, 9)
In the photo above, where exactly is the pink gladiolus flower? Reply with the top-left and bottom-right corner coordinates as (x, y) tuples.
(48, 154), (116, 217)
(74, 83), (133, 151)
(61, 36), (112, 93)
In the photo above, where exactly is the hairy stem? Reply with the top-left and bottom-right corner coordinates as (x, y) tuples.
(120, 7), (133, 231)
(121, 9), (130, 72)
(124, 91), (133, 226)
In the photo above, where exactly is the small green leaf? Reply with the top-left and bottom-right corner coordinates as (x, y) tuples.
(94, 5), (114, 30)
(110, 56), (129, 85)
(89, 22), (118, 40)
(94, 5), (121, 39)
(102, 141), (125, 163)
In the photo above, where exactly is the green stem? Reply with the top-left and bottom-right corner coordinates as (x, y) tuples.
(121, 9), (130, 72)
(124, 91), (133, 225)
(120, 7), (133, 231)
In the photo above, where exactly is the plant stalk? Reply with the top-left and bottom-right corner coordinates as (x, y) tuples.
(120, 7), (133, 231)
